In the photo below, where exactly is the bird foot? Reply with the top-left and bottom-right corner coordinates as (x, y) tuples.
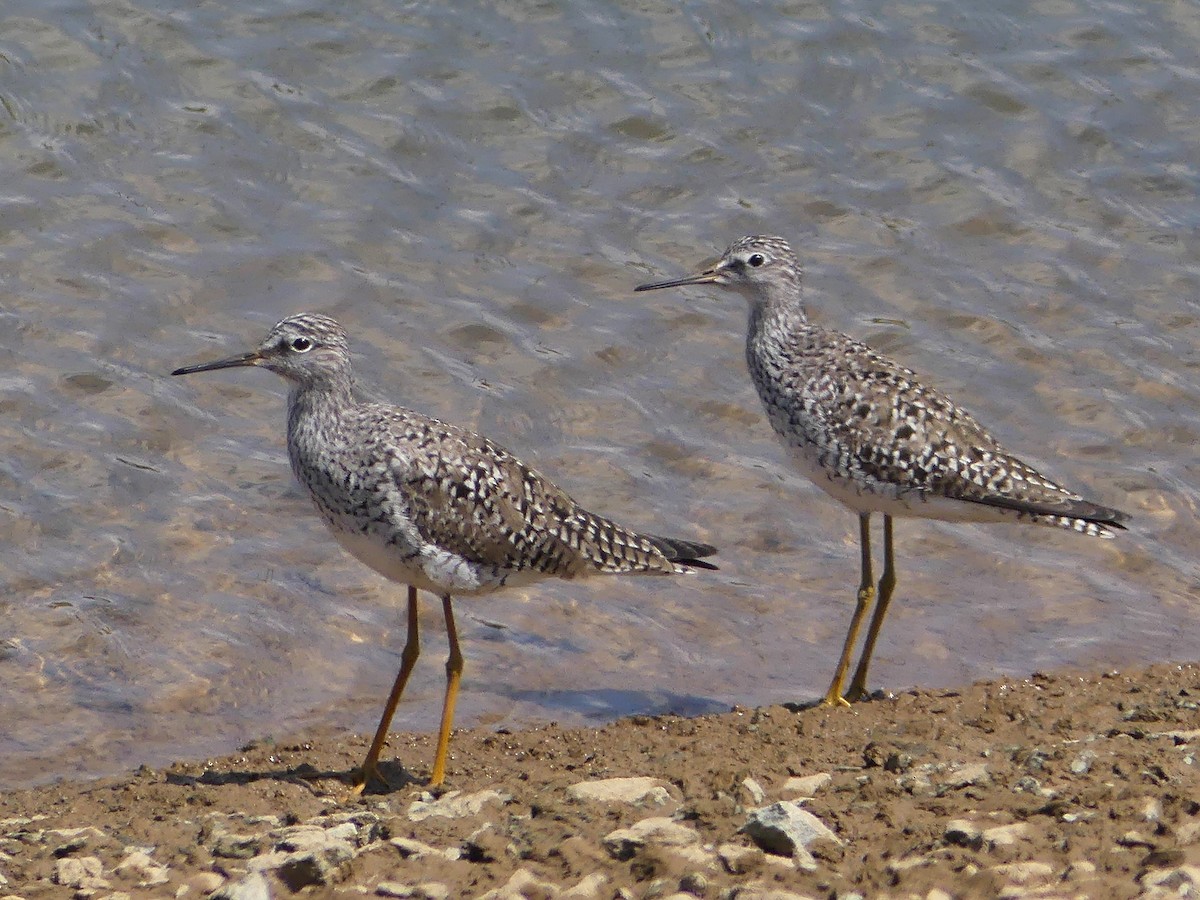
(349, 760), (392, 795)
(842, 683), (871, 703)
(818, 692), (852, 709)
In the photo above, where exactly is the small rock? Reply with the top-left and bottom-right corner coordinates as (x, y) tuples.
(1069, 750), (1096, 775)
(1064, 860), (1096, 879)
(943, 819), (982, 849)
(717, 842), (764, 875)
(926, 890), (953, 900)
(211, 833), (264, 859)
(190, 872), (226, 894)
(566, 776), (673, 806)
(981, 823), (1029, 850)
(943, 761), (990, 788)
(53, 856), (107, 889)
(603, 817), (700, 861)
(275, 825), (330, 851)
(1141, 866), (1200, 890)
(390, 837), (440, 859)
(114, 850), (169, 886)
(210, 872), (271, 900)
(741, 801), (841, 867)
(1141, 796), (1163, 821)
(990, 860), (1054, 884)
(741, 777), (767, 805)
(248, 843), (353, 891)
(376, 882), (451, 900)
(324, 821), (360, 843)
(478, 868), (558, 900)
(562, 872), (608, 898)
(679, 871), (708, 896)
(781, 773), (831, 797)
(407, 789), (509, 822)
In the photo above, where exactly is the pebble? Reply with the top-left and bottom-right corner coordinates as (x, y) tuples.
(981, 823), (1030, 850)
(407, 789), (509, 822)
(780, 773), (832, 797)
(602, 817), (700, 861)
(114, 849), (169, 886)
(741, 801), (840, 868)
(562, 872), (608, 898)
(210, 871), (271, 900)
(53, 856), (108, 890)
(1069, 749), (1096, 775)
(566, 776), (673, 806)
(478, 867), (559, 900)
(211, 832), (264, 859)
(716, 842), (763, 875)
(943, 761), (990, 788)
(740, 777), (767, 805)
(943, 819), (982, 849)
(990, 860), (1054, 884)
(376, 881), (451, 899)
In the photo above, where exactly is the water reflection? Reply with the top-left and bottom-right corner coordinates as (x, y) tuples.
(0, 0), (1195, 788)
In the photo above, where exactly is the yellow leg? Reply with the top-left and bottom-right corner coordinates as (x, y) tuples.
(353, 585), (420, 794)
(846, 515), (896, 702)
(821, 513), (874, 707)
(428, 594), (463, 787)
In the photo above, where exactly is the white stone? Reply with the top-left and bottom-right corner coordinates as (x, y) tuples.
(741, 801), (841, 859)
(741, 777), (767, 805)
(943, 819), (982, 847)
(990, 861), (1054, 884)
(566, 776), (673, 806)
(115, 850), (170, 886)
(562, 872), (607, 898)
(716, 842), (763, 875)
(603, 817), (700, 860)
(943, 761), (990, 788)
(377, 882), (451, 900)
(53, 856), (107, 889)
(210, 872), (271, 900)
(407, 789), (509, 822)
(781, 773), (832, 797)
(1064, 860), (1096, 879)
(981, 823), (1030, 849)
(477, 868), (558, 900)
(390, 837), (440, 859)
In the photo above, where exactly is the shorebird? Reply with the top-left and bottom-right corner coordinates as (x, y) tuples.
(171, 312), (717, 790)
(636, 235), (1128, 707)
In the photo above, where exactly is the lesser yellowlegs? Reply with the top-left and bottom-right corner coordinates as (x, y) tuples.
(172, 313), (717, 789)
(636, 236), (1128, 707)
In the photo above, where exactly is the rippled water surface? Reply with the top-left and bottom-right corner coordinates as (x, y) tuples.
(2, 0), (1197, 788)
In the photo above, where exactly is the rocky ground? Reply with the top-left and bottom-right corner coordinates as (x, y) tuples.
(1, 662), (1198, 900)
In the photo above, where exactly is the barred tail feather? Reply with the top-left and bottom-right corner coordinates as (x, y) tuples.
(645, 534), (719, 571)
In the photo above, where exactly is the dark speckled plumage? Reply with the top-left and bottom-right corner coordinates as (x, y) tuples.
(637, 235), (1128, 707)
(172, 312), (715, 789)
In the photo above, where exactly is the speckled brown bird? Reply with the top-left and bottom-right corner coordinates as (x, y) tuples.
(172, 312), (716, 791)
(637, 235), (1127, 707)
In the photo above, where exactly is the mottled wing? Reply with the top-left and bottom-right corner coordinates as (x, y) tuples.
(778, 329), (1128, 531)
(379, 410), (715, 577)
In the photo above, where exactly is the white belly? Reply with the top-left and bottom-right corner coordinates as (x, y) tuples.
(784, 443), (1017, 525)
(327, 525), (547, 598)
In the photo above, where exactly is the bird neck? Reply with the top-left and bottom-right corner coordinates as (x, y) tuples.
(748, 284), (809, 341)
(287, 371), (356, 422)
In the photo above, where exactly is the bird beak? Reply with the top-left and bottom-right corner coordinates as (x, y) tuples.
(171, 350), (264, 377)
(634, 264), (723, 292)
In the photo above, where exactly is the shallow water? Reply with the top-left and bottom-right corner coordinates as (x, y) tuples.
(1, 0), (1197, 788)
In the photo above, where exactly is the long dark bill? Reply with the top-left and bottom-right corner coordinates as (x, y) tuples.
(634, 269), (721, 292)
(171, 350), (263, 377)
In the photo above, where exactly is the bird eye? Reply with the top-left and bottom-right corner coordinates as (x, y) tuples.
(747, 253), (766, 267)
(290, 337), (313, 352)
